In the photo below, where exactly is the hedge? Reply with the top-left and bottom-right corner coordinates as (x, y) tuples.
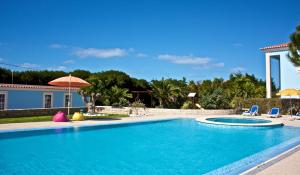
(233, 98), (300, 115)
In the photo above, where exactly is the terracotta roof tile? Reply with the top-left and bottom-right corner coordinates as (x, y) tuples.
(0, 83), (79, 91)
(260, 43), (289, 52)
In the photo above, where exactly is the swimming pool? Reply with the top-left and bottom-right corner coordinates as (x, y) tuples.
(1, 119), (300, 175)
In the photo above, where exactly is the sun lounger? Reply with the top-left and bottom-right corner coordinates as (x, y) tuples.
(129, 114), (145, 117)
(266, 107), (281, 118)
(292, 112), (300, 120)
(129, 108), (148, 117)
(242, 105), (259, 116)
(196, 103), (202, 109)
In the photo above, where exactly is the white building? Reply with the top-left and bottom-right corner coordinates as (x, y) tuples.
(261, 43), (300, 98)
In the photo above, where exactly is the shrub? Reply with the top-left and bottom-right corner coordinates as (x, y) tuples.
(119, 97), (130, 107)
(234, 98), (300, 115)
(181, 101), (194, 109)
(102, 99), (110, 106)
(131, 101), (146, 108)
(112, 102), (121, 108)
(201, 88), (230, 109)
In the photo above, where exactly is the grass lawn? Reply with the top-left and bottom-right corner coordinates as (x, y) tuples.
(0, 114), (129, 124)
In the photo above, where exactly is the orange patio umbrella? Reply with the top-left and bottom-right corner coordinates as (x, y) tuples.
(48, 74), (91, 115)
(276, 88), (300, 116)
(276, 89), (300, 96)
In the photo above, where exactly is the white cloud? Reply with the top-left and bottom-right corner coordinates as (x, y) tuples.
(158, 54), (225, 69)
(136, 53), (148, 58)
(193, 62), (225, 70)
(158, 54), (211, 65)
(20, 63), (40, 69)
(49, 43), (67, 49)
(0, 57), (4, 62)
(63, 59), (75, 64)
(231, 67), (246, 73)
(47, 66), (67, 71)
(73, 48), (127, 58)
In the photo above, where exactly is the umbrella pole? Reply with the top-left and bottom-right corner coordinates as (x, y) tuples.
(290, 97), (292, 117)
(68, 74), (71, 116)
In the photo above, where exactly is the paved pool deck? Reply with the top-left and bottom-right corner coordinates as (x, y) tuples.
(0, 115), (185, 132)
(1, 114), (300, 175)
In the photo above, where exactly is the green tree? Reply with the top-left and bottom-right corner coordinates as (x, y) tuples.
(226, 73), (266, 99)
(0, 67), (13, 83)
(79, 78), (105, 113)
(93, 70), (132, 89)
(201, 88), (230, 109)
(131, 78), (150, 90)
(288, 25), (300, 66)
(70, 69), (91, 80)
(165, 78), (188, 108)
(151, 78), (181, 107)
(194, 73), (267, 109)
(107, 86), (133, 106)
(1, 67), (270, 109)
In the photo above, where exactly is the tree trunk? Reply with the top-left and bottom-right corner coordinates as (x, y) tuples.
(91, 95), (96, 113)
(159, 99), (163, 107)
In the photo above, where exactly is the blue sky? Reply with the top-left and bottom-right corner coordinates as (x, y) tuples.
(0, 0), (299, 83)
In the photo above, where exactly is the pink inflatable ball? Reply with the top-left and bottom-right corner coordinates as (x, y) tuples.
(53, 111), (69, 122)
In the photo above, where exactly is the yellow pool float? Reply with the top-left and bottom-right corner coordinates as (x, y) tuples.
(72, 112), (84, 121)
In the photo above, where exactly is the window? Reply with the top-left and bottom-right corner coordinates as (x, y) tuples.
(0, 92), (7, 110)
(43, 93), (53, 108)
(64, 93), (72, 107)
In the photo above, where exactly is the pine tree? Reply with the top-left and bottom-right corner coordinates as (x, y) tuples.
(289, 25), (300, 66)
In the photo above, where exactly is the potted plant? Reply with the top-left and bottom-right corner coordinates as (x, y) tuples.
(130, 101), (146, 116)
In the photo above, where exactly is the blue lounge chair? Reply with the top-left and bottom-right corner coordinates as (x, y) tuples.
(292, 112), (300, 120)
(242, 105), (259, 116)
(266, 107), (281, 118)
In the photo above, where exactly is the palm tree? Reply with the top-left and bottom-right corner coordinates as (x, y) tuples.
(108, 85), (133, 104)
(288, 25), (300, 66)
(151, 78), (180, 107)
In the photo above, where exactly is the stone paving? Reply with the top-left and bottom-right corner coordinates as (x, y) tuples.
(256, 147), (300, 175)
(0, 115), (181, 132)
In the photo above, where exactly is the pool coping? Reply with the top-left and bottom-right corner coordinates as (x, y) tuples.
(203, 135), (300, 175)
(197, 116), (283, 127)
(0, 116), (181, 133)
(241, 144), (300, 175)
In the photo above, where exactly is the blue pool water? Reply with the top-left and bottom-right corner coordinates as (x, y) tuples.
(206, 117), (271, 124)
(1, 119), (300, 175)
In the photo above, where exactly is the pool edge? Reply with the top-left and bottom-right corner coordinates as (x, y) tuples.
(197, 117), (283, 127)
(204, 135), (300, 175)
(0, 117), (181, 133)
(241, 145), (300, 175)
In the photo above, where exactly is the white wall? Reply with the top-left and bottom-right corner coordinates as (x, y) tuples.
(266, 50), (300, 91)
